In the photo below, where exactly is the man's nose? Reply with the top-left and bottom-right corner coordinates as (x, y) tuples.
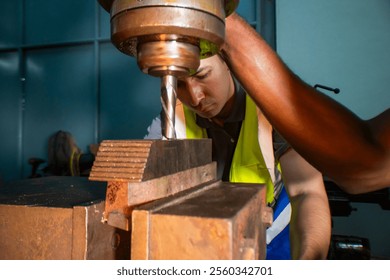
(186, 82), (204, 107)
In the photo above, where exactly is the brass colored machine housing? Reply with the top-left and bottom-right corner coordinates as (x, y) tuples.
(98, 0), (239, 139)
(99, 0), (239, 77)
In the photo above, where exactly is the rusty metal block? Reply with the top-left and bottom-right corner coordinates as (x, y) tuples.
(0, 177), (130, 260)
(102, 162), (217, 230)
(131, 181), (270, 260)
(89, 139), (217, 231)
(89, 139), (212, 182)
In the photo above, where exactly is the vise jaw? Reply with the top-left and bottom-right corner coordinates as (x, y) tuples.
(89, 139), (272, 259)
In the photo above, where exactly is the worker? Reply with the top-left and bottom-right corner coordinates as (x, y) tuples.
(145, 54), (331, 259)
(220, 12), (390, 194)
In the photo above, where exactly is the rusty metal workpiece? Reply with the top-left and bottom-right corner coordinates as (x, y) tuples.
(89, 139), (217, 231)
(102, 162), (216, 230)
(89, 139), (212, 182)
(131, 180), (271, 260)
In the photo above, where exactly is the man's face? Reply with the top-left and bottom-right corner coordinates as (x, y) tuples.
(177, 54), (235, 119)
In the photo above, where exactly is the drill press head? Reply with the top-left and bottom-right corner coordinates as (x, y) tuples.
(99, 0), (239, 139)
(99, 0), (239, 78)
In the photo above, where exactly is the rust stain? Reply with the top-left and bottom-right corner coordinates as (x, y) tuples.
(106, 182), (121, 204)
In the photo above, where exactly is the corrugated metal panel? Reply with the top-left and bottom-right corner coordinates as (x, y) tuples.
(22, 45), (96, 178)
(0, 52), (22, 183)
(99, 42), (161, 140)
(0, 0), (22, 48)
(236, 0), (257, 23)
(24, 0), (95, 45)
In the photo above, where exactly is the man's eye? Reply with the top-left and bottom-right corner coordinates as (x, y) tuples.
(195, 72), (209, 80)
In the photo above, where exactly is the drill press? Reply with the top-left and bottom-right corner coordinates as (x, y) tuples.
(92, 0), (272, 259)
(98, 0), (239, 139)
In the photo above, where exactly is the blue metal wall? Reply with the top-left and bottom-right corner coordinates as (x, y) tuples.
(276, 0), (390, 258)
(276, 0), (389, 120)
(0, 0), (23, 183)
(0, 0), (262, 183)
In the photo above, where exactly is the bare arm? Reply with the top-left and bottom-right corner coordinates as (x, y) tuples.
(280, 149), (331, 260)
(222, 13), (390, 194)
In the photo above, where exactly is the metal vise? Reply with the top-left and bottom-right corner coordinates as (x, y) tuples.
(89, 139), (272, 259)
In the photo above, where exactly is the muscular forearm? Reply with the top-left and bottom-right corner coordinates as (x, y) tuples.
(289, 193), (331, 259)
(222, 13), (390, 193)
(280, 150), (331, 259)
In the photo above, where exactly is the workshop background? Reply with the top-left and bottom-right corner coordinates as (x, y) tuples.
(0, 0), (389, 258)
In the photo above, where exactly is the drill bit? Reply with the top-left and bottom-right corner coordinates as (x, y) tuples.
(160, 75), (177, 140)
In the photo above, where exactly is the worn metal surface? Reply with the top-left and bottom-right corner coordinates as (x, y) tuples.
(89, 139), (212, 182)
(100, 0), (240, 62)
(0, 177), (130, 260)
(98, 0), (240, 17)
(89, 139), (216, 231)
(102, 162), (217, 231)
(109, 0), (226, 77)
(0, 176), (106, 207)
(131, 181), (270, 260)
(0, 204), (74, 259)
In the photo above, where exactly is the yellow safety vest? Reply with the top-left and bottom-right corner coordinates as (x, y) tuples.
(182, 95), (275, 204)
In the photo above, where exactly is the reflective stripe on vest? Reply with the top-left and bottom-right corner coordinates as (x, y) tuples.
(182, 95), (275, 204)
